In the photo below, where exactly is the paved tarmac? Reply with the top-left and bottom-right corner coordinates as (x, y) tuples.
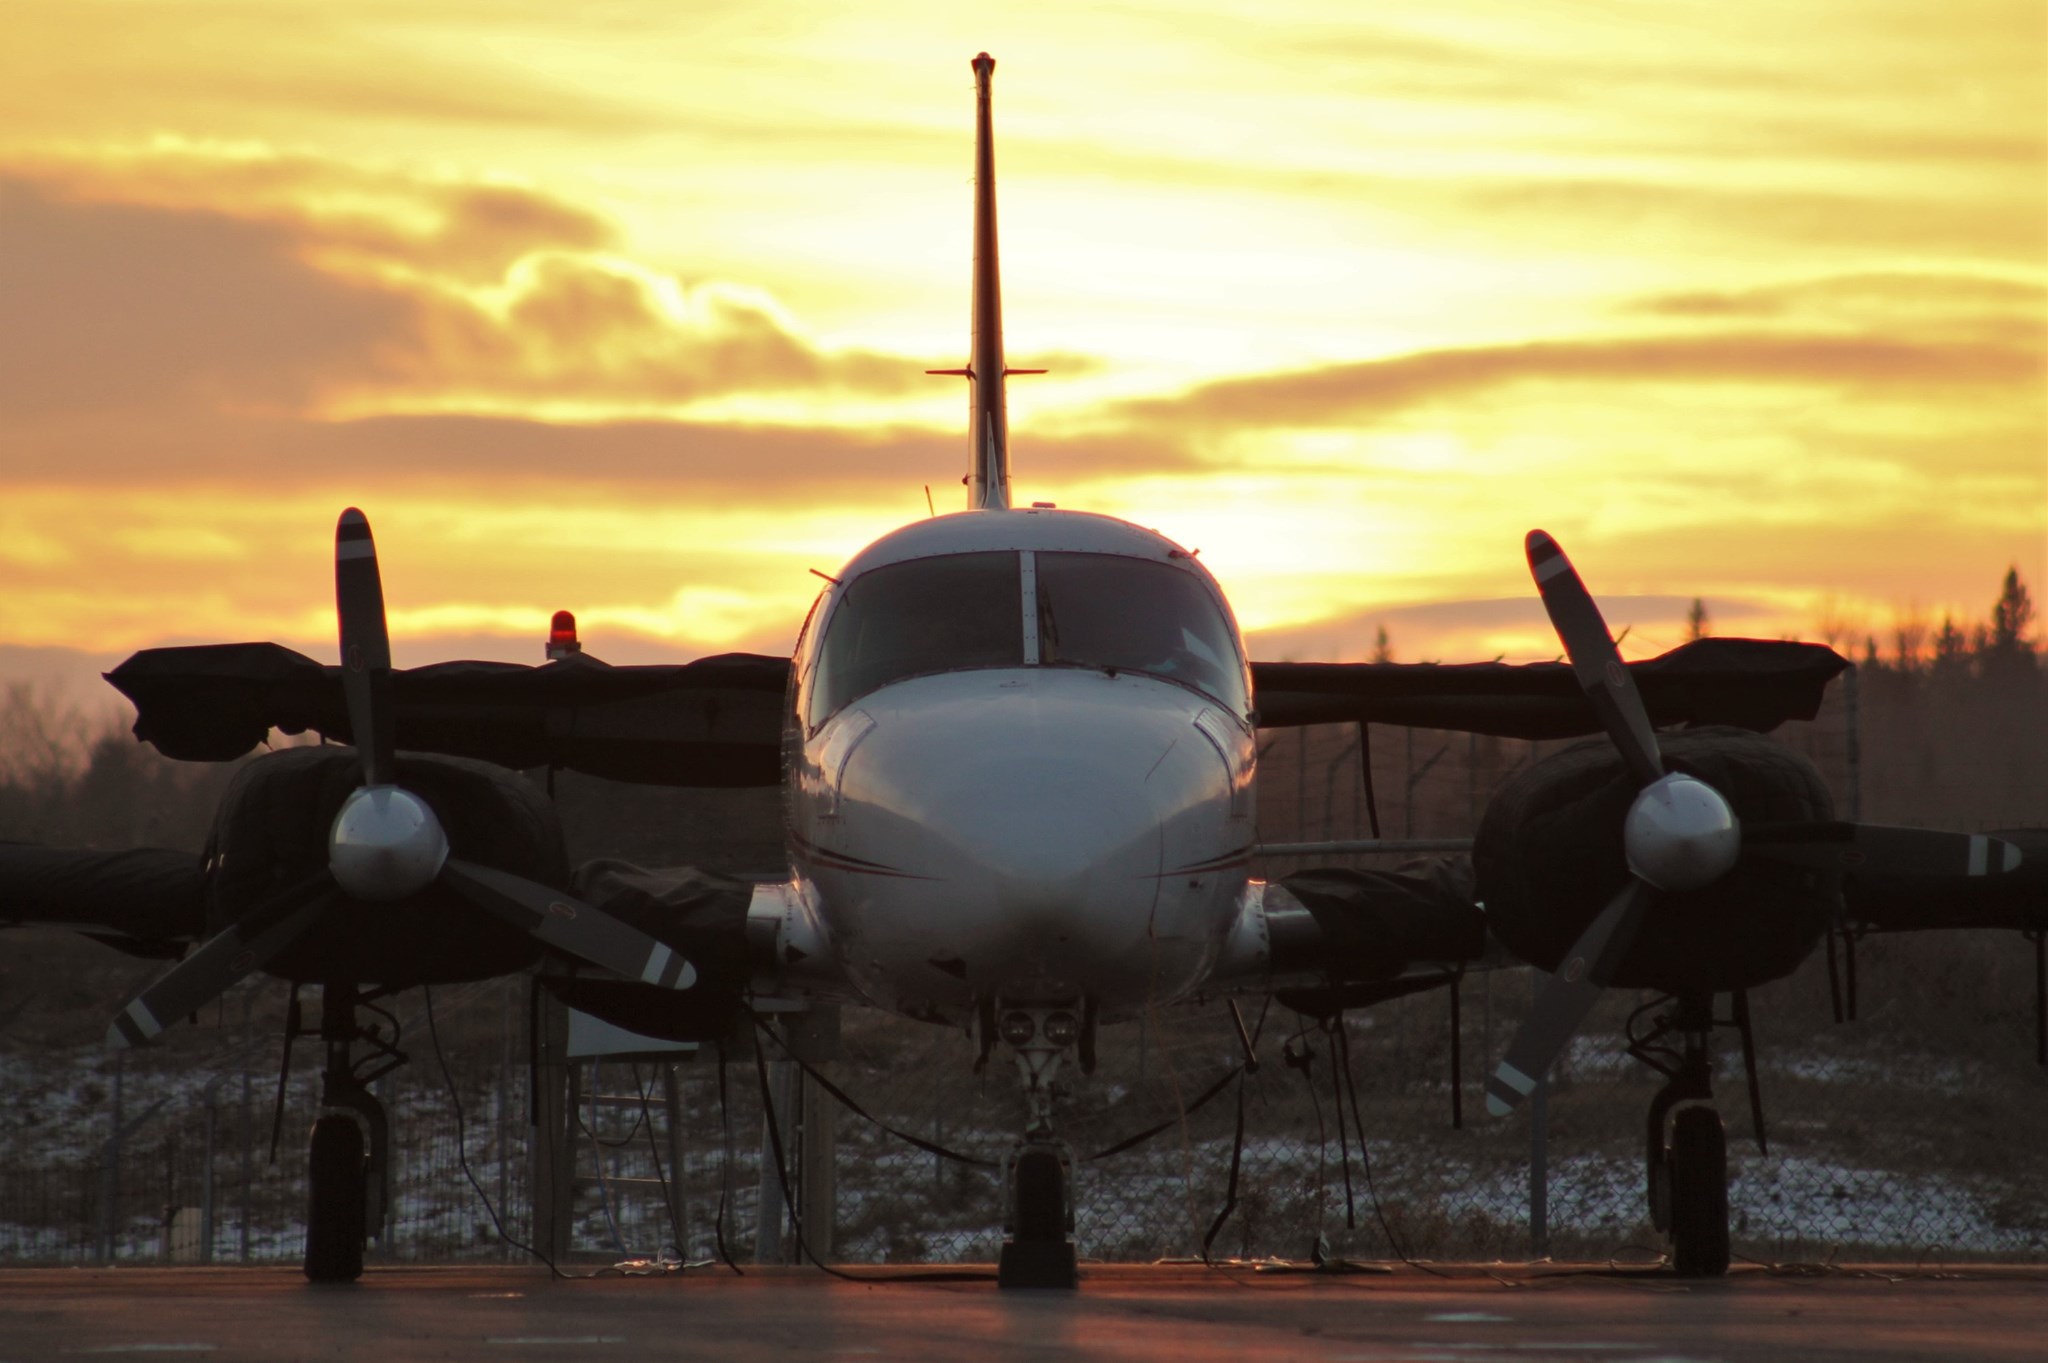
(0, 1263), (2042, 1362)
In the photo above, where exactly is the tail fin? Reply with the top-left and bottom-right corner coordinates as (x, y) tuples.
(929, 53), (1014, 511)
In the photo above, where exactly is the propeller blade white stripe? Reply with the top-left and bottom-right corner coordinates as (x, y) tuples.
(1493, 1061), (1538, 1097)
(1968, 835), (1988, 876)
(640, 942), (673, 986)
(111, 998), (165, 1049)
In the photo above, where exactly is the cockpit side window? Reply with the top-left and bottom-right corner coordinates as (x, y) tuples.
(1035, 552), (1248, 712)
(808, 551), (1022, 725)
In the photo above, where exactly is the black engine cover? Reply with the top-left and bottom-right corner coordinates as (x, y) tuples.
(1474, 726), (1838, 994)
(205, 746), (568, 987)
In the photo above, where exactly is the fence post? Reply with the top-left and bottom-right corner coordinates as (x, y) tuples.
(498, 981), (514, 1258)
(98, 1049), (123, 1262)
(531, 988), (575, 1263)
(754, 1055), (795, 1263)
(1527, 968), (1550, 1259)
(798, 1073), (836, 1263)
(1404, 727), (1415, 838)
(238, 989), (253, 1262)
(1529, 1078), (1550, 1259)
(200, 1087), (217, 1264)
(1843, 663), (1862, 821)
(661, 1062), (687, 1258)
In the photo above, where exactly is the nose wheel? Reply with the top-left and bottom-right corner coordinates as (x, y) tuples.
(992, 1004), (1081, 1288)
(1000, 1140), (1077, 1287)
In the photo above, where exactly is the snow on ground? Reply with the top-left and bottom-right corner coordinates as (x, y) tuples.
(4, 1030), (2045, 1265)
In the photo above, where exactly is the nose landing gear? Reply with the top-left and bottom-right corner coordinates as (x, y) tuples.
(993, 1004), (1082, 1288)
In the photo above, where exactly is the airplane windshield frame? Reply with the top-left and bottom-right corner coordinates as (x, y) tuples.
(1031, 551), (1248, 712)
(807, 551), (1024, 725)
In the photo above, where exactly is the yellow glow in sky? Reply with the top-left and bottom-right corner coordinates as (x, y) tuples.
(1, 0), (2042, 679)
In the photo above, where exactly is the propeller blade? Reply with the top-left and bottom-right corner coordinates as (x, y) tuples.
(1525, 530), (1664, 789)
(1746, 822), (2024, 879)
(440, 857), (699, 990)
(1485, 877), (1656, 1117)
(335, 508), (396, 788)
(108, 873), (339, 1048)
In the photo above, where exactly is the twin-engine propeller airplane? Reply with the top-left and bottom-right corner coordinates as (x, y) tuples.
(5, 53), (2042, 1288)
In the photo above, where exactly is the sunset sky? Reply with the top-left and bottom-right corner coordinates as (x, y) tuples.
(3, 0), (2042, 702)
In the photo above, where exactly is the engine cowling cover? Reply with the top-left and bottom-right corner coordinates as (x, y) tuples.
(206, 746), (568, 986)
(1474, 726), (1837, 994)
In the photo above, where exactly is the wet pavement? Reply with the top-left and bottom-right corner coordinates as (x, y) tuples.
(0, 1262), (2042, 1361)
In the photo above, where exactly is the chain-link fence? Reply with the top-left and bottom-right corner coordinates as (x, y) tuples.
(5, 953), (2043, 1269)
(4, 672), (2044, 1268)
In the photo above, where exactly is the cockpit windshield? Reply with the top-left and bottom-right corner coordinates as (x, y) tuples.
(809, 551), (1021, 722)
(806, 546), (1247, 724)
(1035, 552), (1247, 711)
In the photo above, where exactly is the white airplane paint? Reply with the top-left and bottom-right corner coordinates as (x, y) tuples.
(742, 56), (1276, 1048)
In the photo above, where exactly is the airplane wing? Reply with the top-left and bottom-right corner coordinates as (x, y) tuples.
(1250, 637), (1848, 738)
(107, 635), (1841, 787)
(106, 643), (789, 786)
(0, 844), (205, 958)
(1247, 861), (1496, 1019)
(1843, 827), (2047, 933)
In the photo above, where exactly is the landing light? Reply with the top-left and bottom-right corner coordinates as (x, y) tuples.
(998, 1011), (1037, 1047)
(1041, 1011), (1080, 1046)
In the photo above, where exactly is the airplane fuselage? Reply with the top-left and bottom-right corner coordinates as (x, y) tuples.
(780, 507), (1258, 1026)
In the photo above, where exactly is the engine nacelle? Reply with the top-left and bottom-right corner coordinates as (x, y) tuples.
(206, 746), (568, 986)
(1476, 726), (1837, 994)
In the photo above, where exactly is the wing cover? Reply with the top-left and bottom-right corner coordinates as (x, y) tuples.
(0, 845), (205, 955)
(1268, 861), (1487, 1018)
(540, 860), (756, 1041)
(106, 644), (789, 787)
(1251, 637), (1848, 738)
(1845, 827), (2048, 933)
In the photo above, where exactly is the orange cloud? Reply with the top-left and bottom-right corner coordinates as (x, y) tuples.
(1108, 326), (2043, 434)
(0, 153), (969, 422)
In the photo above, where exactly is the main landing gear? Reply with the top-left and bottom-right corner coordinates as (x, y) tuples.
(291, 983), (405, 1283)
(1628, 991), (1761, 1277)
(988, 1002), (1090, 1288)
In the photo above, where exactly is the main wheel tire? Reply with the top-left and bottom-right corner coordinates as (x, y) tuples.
(305, 1115), (367, 1283)
(1668, 1105), (1731, 1277)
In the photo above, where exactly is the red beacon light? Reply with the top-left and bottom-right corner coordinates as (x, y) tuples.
(546, 610), (582, 661)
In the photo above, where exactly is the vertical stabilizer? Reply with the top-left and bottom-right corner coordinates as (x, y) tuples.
(929, 54), (1042, 509)
(960, 53), (1011, 509)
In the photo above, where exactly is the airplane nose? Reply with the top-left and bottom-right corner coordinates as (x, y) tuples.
(829, 674), (1236, 986)
(925, 749), (1164, 919)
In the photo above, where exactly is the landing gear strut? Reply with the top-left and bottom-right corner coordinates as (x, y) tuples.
(292, 983), (405, 1283)
(994, 1004), (1081, 1288)
(1631, 992), (1740, 1277)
